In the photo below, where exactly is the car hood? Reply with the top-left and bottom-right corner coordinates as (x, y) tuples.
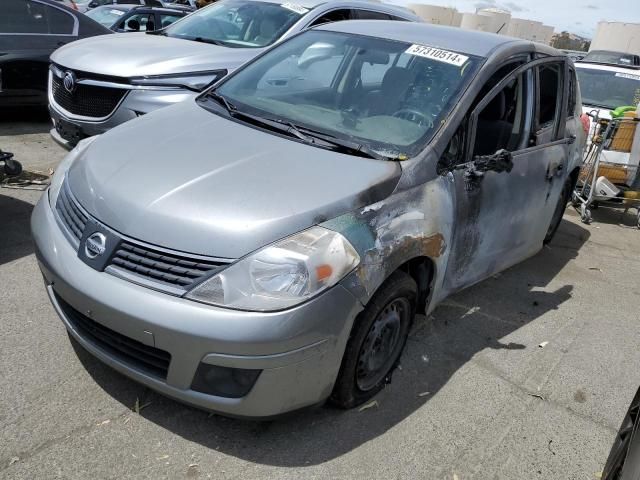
(67, 101), (401, 259)
(50, 33), (261, 77)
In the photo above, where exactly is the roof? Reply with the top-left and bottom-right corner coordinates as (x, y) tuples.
(252, 0), (418, 17)
(316, 20), (526, 57)
(92, 4), (187, 13)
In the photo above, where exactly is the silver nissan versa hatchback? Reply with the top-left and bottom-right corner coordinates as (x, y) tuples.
(33, 21), (587, 417)
(48, 0), (419, 147)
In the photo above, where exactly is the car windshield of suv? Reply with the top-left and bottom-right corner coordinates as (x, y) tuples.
(576, 66), (640, 110)
(163, 0), (307, 48)
(85, 6), (127, 27)
(583, 51), (638, 66)
(205, 30), (480, 158)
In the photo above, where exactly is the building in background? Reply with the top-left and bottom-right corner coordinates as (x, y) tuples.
(590, 22), (640, 54)
(405, 3), (556, 44)
(406, 4), (460, 26)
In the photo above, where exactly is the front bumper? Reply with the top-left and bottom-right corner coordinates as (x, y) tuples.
(31, 195), (363, 417)
(49, 83), (194, 148)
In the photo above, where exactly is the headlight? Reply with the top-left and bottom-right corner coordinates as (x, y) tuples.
(185, 227), (360, 312)
(48, 136), (98, 209)
(130, 70), (227, 92)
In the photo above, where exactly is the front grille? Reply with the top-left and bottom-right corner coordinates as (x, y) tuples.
(56, 181), (88, 243)
(51, 72), (127, 118)
(55, 178), (231, 294)
(110, 241), (225, 289)
(56, 291), (171, 380)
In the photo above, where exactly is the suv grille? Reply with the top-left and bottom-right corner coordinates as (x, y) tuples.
(55, 179), (230, 293)
(56, 180), (88, 243)
(51, 72), (127, 118)
(56, 291), (171, 379)
(110, 242), (225, 289)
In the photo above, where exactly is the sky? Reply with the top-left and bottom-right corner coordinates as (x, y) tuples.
(387, 0), (640, 38)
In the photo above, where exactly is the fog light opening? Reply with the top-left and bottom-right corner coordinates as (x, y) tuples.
(191, 363), (261, 398)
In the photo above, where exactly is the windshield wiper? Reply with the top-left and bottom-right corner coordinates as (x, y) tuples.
(190, 36), (226, 46)
(207, 91), (237, 114)
(287, 124), (390, 160)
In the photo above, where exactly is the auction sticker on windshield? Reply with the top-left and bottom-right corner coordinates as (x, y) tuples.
(616, 72), (640, 81)
(110, 9), (125, 15)
(281, 3), (309, 14)
(405, 44), (469, 67)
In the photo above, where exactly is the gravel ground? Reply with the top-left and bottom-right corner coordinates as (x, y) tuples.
(2, 111), (640, 480)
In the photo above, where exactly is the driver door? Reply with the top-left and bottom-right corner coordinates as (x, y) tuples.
(444, 57), (569, 292)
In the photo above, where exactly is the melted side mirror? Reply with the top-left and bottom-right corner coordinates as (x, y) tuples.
(471, 149), (514, 174)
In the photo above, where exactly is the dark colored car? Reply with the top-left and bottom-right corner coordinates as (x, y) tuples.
(602, 386), (640, 479)
(86, 0), (163, 9)
(582, 50), (640, 68)
(85, 5), (187, 32)
(0, 0), (111, 108)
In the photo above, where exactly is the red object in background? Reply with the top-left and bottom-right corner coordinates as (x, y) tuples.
(580, 113), (590, 134)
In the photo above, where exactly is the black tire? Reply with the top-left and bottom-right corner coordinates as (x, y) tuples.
(544, 178), (571, 244)
(330, 270), (417, 409)
(602, 387), (640, 480)
(3, 159), (22, 177)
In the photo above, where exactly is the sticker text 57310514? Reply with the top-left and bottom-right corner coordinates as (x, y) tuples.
(405, 44), (469, 67)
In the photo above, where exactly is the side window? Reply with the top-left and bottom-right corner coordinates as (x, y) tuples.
(567, 67), (577, 117)
(160, 14), (182, 29)
(473, 72), (528, 157)
(46, 4), (75, 34)
(122, 13), (154, 31)
(0, 0), (73, 34)
(537, 63), (562, 129)
(308, 9), (354, 27)
(355, 10), (391, 20)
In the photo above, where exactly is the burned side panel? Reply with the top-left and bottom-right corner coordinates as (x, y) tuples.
(323, 171), (455, 314)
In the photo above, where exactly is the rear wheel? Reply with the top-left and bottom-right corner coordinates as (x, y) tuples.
(544, 178), (572, 244)
(330, 271), (417, 409)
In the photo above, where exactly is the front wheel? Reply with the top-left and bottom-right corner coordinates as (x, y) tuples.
(330, 271), (417, 409)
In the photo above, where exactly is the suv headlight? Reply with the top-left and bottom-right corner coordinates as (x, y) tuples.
(130, 70), (227, 92)
(185, 227), (360, 312)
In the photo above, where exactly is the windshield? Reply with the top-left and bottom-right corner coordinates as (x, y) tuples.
(85, 6), (126, 26)
(583, 51), (638, 66)
(164, 0), (308, 48)
(205, 31), (480, 158)
(576, 67), (640, 110)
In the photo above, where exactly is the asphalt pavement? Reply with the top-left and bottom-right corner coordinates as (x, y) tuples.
(2, 110), (640, 479)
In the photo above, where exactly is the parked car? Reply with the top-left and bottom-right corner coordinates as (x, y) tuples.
(561, 49), (586, 62)
(160, 0), (196, 11)
(85, 0), (163, 10)
(576, 62), (640, 119)
(52, 0), (91, 11)
(602, 385), (640, 480)
(33, 21), (587, 417)
(0, 0), (110, 108)
(48, 0), (420, 147)
(582, 50), (640, 67)
(85, 5), (188, 31)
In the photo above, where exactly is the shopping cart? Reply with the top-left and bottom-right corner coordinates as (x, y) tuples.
(572, 114), (640, 228)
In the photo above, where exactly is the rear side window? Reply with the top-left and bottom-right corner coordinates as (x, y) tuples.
(537, 63), (561, 128)
(47, 4), (75, 34)
(567, 67), (577, 117)
(355, 10), (391, 20)
(308, 9), (354, 27)
(0, 0), (74, 34)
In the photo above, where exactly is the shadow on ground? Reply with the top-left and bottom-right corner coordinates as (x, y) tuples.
(0, 107), (50, 136)
(0, 194), (35, 265)
(71, 219), (590, 467)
